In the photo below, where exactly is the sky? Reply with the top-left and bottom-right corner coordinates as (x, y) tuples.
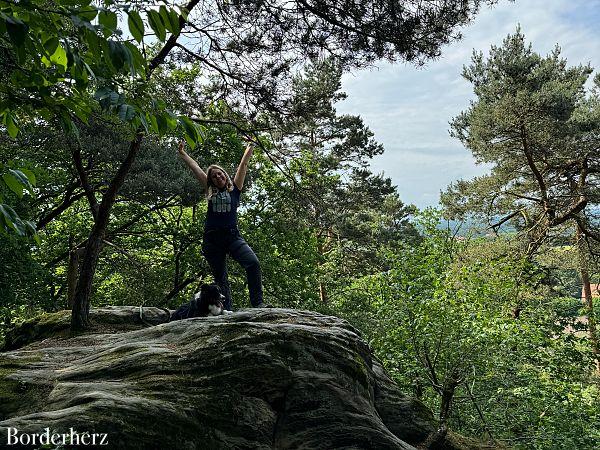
(335, 0), (600, 208)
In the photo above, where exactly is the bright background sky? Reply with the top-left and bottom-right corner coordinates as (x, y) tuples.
(336, 0), (600, 208)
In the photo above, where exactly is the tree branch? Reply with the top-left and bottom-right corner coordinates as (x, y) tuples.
(520, 125), (552, 220)
(36, 190), (86, 229)
(489, 209), (522, 231)
(147, 0), (202, 75)
(71, 143), (99, 220)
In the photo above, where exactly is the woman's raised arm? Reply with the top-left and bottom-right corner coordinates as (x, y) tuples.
(177, 141), (207, 188)
(234, 142), (254, 190)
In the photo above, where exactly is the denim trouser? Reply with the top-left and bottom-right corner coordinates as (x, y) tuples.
(202, 227), (263, 310)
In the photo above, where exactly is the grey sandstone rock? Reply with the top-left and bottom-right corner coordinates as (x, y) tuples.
(0, 308), (466, 449)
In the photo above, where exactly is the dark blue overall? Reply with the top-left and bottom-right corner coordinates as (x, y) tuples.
(202, 184), (262, 310)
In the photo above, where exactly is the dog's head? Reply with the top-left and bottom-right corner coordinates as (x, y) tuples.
(195, 283), (226, 316)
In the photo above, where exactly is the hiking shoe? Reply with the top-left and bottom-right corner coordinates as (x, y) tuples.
(254, 302), (273, 308)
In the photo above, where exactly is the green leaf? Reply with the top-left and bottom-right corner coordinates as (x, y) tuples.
(58, 109), (76, 135)
(107, 40), (126, 70)
(127, 11), (144, 43)
(19, 168), (36, 186)
(78, 6), (98, 21)
(8, 169), (34, 196)
(30, 224), (41, 244)
(159, 6), (170, 31)
(43, 37), (59, 57)
(50, 44), (68, 69)
(13, 42), (26, 65)
(0, 204), (21, 234)
(0, 204), (36, 238)
(178, 116), (200, 144)
(30, 73), (47, 87)
(94, 86), (112, 100)
(120, 42), (135, 74)
(83, 61), (96, 79)
(167, 9), (180, 35)
(5, 17), (28, 47)
(148, 114), (159, 133)
(83, 27), (100, 58)
(164, 110), (178, 129)
(109, 91), (121, 105)
(155, 113), (168, 134)
(2, 172), (24, 198)
(183, 134), (196, 150)
(63, 96), (91, 123)
(97, 87), (121, 110)
(24, 220), (40, 242)
(147, 10), (166, 42)
(139, 112), (149, 133)
(70, 14), (97, 33)
(159, 6), (179, 34)
(4, 113), (18, 138)
(118, 104), (136, 121)
(123, 42), (146, 76)
(98, 10), (118, 37)
(179, 7), (189, 21)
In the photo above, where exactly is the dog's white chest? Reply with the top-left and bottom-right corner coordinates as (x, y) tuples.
(208, 304), (223, 316)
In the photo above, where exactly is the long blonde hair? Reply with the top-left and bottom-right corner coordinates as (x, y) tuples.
(206, 164), (234, 200)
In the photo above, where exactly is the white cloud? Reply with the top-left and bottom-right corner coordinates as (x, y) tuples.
(337, 0), (600, 207)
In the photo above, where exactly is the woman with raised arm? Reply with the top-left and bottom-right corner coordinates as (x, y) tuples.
(177, 139), (266, 310)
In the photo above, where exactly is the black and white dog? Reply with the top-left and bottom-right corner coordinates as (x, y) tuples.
(170, 283), (232, 321)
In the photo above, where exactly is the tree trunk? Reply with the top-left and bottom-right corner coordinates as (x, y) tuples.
(67, 246), (86, 309)
(318, 281), (328, 303)
(71, 228), (104, 331)
(316, 235), (328, 303)
(576, 225), (600, 371)
(68, 0), (199, 332)
(437, 382), (455, 440)
(421, 376), (458, 449)
(70, 134), (143, 332)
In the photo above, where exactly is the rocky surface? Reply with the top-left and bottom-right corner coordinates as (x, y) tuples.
(0, 307), (480, 449)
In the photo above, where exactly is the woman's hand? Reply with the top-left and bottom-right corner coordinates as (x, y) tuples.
(234, 136), (256, 190)
(177, 140), (186, 155)
(242, 135), (257, 148)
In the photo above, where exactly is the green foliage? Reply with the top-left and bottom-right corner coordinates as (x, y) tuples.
(0, 0), (190, 132)
(439, 35), (600, 440)
(0, 232), (53, 340)
(0, 0), (204, 242)
(0, 163), (37, 239)
(331, 210), (599, 449)
(442, 28), (599, 246)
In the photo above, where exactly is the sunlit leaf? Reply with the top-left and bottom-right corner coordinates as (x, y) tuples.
(127, 10), (144, 43)
(98, 10), (118, 37)
(4, 113), (18, 138)
(50, 44), (68, 69)
(147, 10), (166, 42)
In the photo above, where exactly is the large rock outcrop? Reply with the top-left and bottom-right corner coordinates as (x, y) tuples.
(0, 308), (478, 449)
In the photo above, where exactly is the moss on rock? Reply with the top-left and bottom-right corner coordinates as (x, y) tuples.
(0, 353), (52, 421)
(1, 311), (70, 351)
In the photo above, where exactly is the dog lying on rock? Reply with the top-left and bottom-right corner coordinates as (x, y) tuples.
(170, 283), (232, 320)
